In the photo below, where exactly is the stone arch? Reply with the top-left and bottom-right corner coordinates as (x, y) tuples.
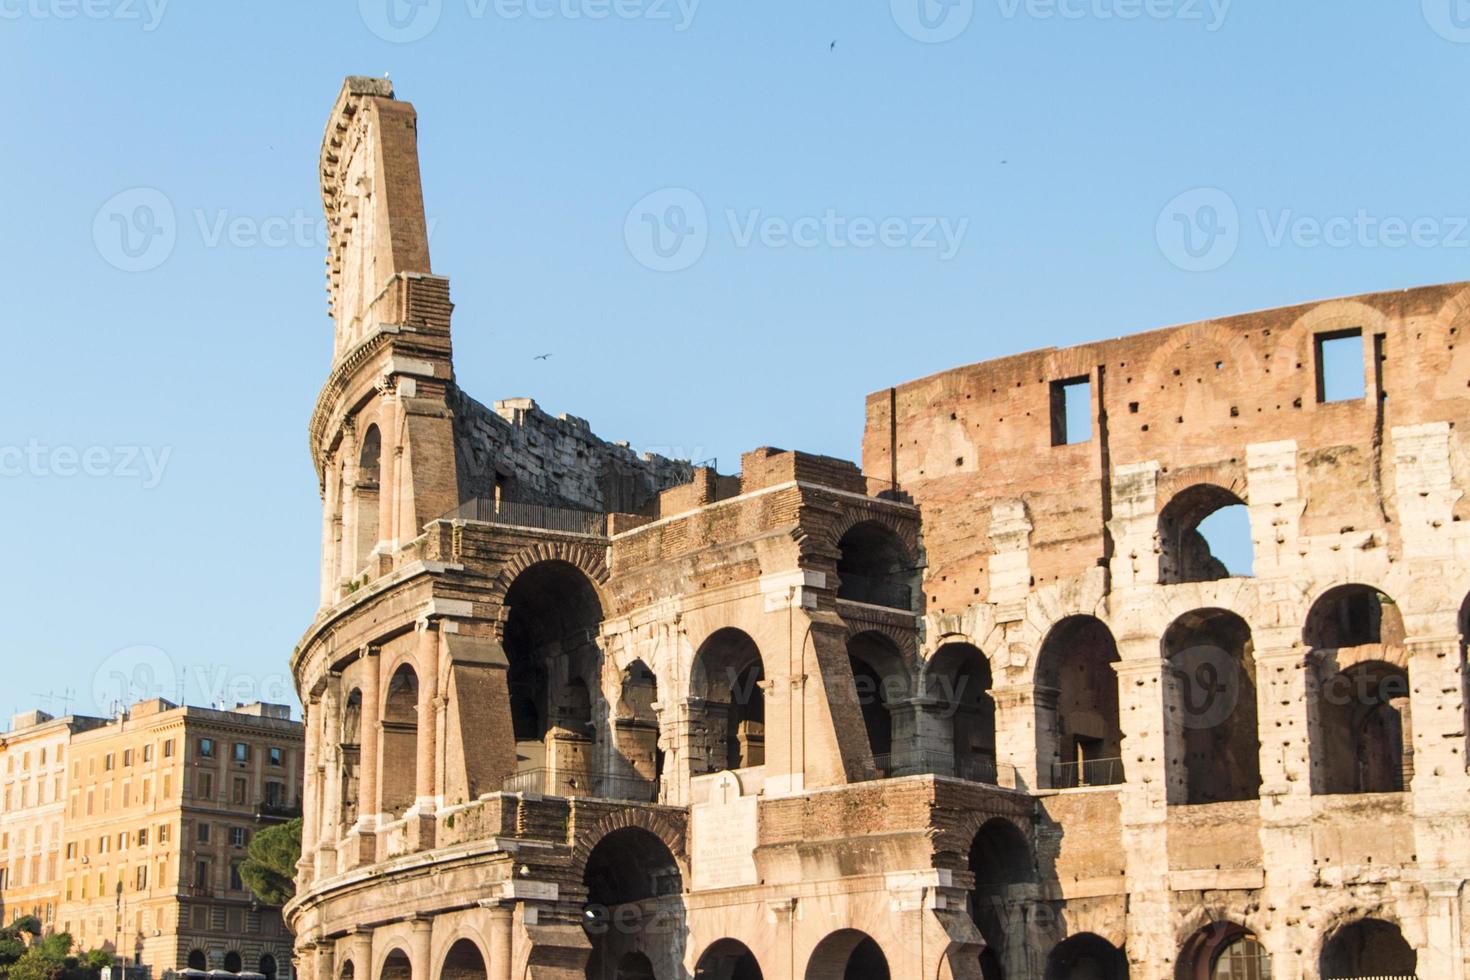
(187, 950), (208, 971)
(609, 658), (662, 801)
(223, 951), (243, 974)
(695, 938), (764, 980)
(847, 630), (912, 774)
(581, 826), (686, 980)
(259, 955), (279, 980)
(689, 628), (766, 775)
(834, 516), (917, 611)
(829, 507), (919, 564)
(924, 641), (998, 783)
(1175, 921), (1269, 980)
(486, 541), (611, 630)
(1043, 933), (1127, 980)
(569, 808), (689, 886)
(1304, 583), (1405, 650)
(805, 930), (890, 980)
(378, 947), (412, 980)
(1034, 615), (1123, 789)
(1157, 483), (1252, 584)
(1162, 608), (1261, 805)
(438, 937), (488, 980)
(1319, 916), (1416, 978)
(380, 661), (420, 816)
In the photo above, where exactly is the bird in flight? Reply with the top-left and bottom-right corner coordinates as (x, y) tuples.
(830, 40), (837, 51)
(533, 353), (553, 361)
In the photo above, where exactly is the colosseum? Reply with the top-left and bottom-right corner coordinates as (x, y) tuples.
(285, 77), (1470, 980)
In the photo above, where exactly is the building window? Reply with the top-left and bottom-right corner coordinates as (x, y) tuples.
(232, 743), (249, 764)
(264, 782), (285, 808)
(194, 861), (210, 889)
(159, 824), (171, 844)
(198, 772), (214, 801)
(163, 739), (175, 758)
(229, 863), (243, 891)
(135, 866), (148, 891)
(198, 738), (215, 759)
(230, 828), (247, 849)
(1315, 328), (1366, 402)
(197, 822), (210, 845)
(142, 744), (153, 763)
(1050, 375), (1092, 445)
(138, 829), (149, 846)
(104, 754), (115, 772)
(122, 749), (133, 767)
(232, 777), (247, 805)
(268, 747), (283, 767)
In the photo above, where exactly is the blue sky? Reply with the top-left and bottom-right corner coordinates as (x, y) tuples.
(2, 1), (1467, 721)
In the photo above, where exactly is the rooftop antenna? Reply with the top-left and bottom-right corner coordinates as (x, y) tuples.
(32, 689), (76, 716)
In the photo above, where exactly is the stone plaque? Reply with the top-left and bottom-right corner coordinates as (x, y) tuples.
(690, 771), (758, 891)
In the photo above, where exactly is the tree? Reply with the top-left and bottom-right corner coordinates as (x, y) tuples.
(239, 817), (302, 906)
(0, 917), (45, 970)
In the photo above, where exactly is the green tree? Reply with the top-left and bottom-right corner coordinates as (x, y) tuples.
(0, 917), (44, 969)
(239, 817), (302, 906)
(6, 946), (65, 980)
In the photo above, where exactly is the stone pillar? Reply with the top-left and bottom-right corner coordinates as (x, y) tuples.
(1253, 645), (1313, 799)
(321, 453), (341, 607)
(910, 694), (956, 777)
(355, 648), (382, 866)
(416, 622), (441, 805)
(319, 679), (343, 866)
(1113, 653), (1173, 974)
(992, 687), (1038, 791)
(312, 942), (335, 980)
(1423, 880), (1467, 980)
(409, 916), (433, 980)
(488, 905), (512, 980)
(349, 929), (373, 980)
(299, 697), (321, 886)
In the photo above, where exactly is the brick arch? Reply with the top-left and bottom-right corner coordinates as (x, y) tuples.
(485, 541), (612, 634)
(1141, 319), (1265, 396)
(934, 810), (1032, 872)
(830, 506), (919, 565)
(568, 807), (689, 885)
(843, 619), (919, 661)
(1155, 471), (1250, 512)
(374, 945), (413, 980)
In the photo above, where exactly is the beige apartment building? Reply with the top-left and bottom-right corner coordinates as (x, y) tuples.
(0, 700), (304, 979)
(0, 711), (107, 930)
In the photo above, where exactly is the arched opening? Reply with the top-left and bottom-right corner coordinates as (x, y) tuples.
(583, 827), (684, 980)
(440, 940), (487, 980)
(847, 632), (910, 776)
(836, 521), (913, 610)
(1035, 617), (1123, 789)
(926, 643), (998, 783)
(187, 950), (208, 971)
(503, 561), (605, 794)
(1304, 585), (1404, 650)
(339, 962), (355, 980)
(804, 930), (890, 980)
(380, 664), (419, 817)
(382, 950), (412, 980)
(354, 424), (382, 572)
(1176, 923), (1270, 980)
(1158, 485), (1252, 584)
(1044, 934), (1127, 980)
(259, 955), (278, 980)
(1320, 918), (1416, 978)
(1317, 660), (1411, 794)
(969, 819), (1037, 979)
(690, 629), (766, 775)
(1163, 609), (1261, 805)
(340, 688), (362, 829)
(223, 952), (243, 974)
(611, 660), (662, 802)
(695, 939), (763, 980)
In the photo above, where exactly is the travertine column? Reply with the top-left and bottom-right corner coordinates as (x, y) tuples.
(298, 697), (321, 885)
(416, 622), (440, 805)
(319, 679), (343, 856)
(1114, 651), (1173, 974)
(348, 929), (373, 980)
(488, 905), (512, 980)
(312, 942), (334, 980)
(993, 687), (1039, 791)
(360, 648), (382, 826)
(409, 916), (433, 980)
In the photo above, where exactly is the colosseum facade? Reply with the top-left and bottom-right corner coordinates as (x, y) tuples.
(285, 77), (1470, 980)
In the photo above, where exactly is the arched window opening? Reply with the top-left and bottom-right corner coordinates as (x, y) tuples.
(1305, 585), (1404, 651)
(340, 688), (362, 829)
(259, 955), (278, 980)
(187, 950), (208, 972)
(382, 950), (412, 980)
(503, 561), (604, 793)
(927, 643), (997, 784)
(440, 940), (487, 980)
(223, 951), (243, 974)
(1320, 918), (1416, 979)
(339, 963), (355, 980)
(1035, 617), (1123, 789)
(804, 931), (890, 980)
(969, 819), (1036, 978)
(611, 660), (662, 802)
(847, 632), (910, 776)
(690, 629), (766, 775)
(1158, 485), (1252, 584)
(1163, 610), (1261, 805)
(380, 665), (419, 817)
(695, 939), (763, 980)
(354, 424), (382, 573)
(836, 521), (913, 610)
(1043, 934), (1128, 980)
(1177, 923), (1269, 980)
(583, 828), (684, 980)
(1317, 660), (1412, 794)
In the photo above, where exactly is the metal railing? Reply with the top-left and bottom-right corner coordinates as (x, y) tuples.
(446, 498), (608, 536)
(836, 573), (913, 610)
(869, 756), (1019, 789)
(1051, 758), (1125, 789)
(499, 768), (657, 803)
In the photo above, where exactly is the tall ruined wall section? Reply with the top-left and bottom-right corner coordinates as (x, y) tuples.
(864, 282), (1470, 616)
(452, 391), (692, 514)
